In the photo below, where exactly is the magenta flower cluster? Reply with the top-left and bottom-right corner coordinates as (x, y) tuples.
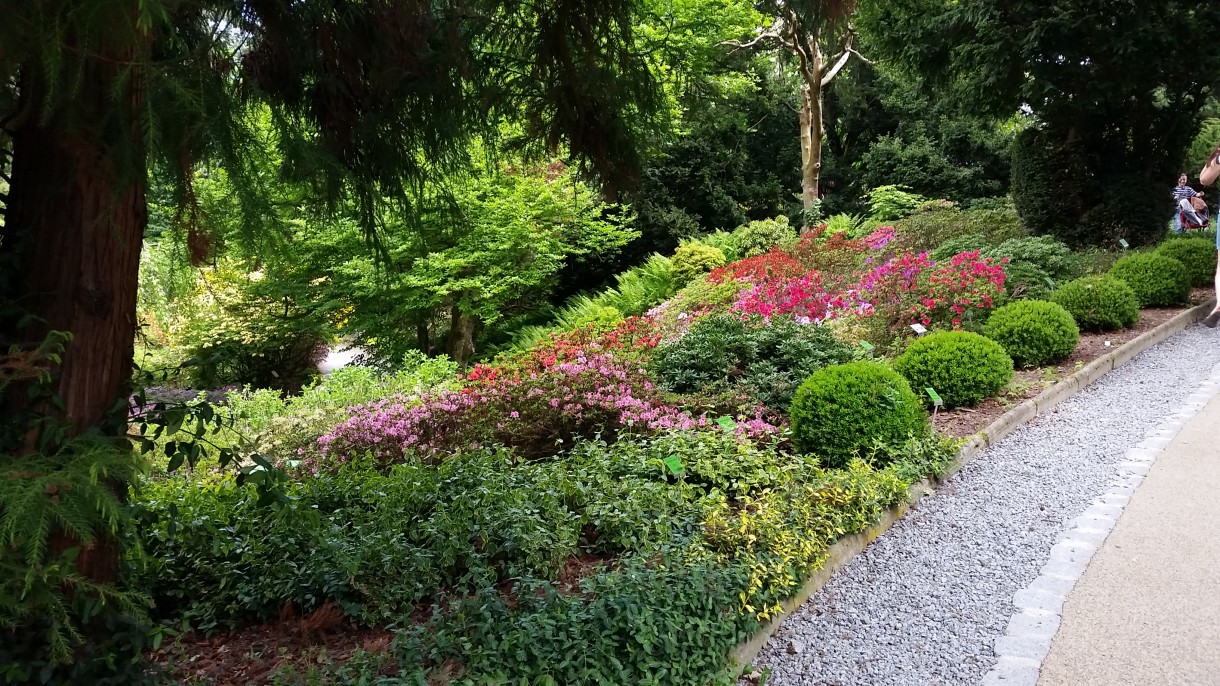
(317, 351), (780, 470)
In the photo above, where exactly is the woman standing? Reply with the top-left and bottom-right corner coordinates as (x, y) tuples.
(1198, 148), (1220, 326)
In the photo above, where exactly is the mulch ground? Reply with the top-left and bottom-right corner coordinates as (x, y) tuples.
(147, 604), (397, 685)
(935, 288), (1211, 438)
(146, 292), (1212, 683)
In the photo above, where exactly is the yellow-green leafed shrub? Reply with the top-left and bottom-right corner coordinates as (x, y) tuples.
(983, 300), (1080, 368)
(789, 361), (926, 468)
(732, 216), (797, 258)
(691, 460), (907, 619)
(671, 242), (727, 288)
(893, 331), (1013, 408)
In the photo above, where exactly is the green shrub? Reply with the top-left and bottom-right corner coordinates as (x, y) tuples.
(649, 315), (854, 410)
(1000, 260), (1056, 300)
(732, 216), (797, 258)
(895, 204), (1025, 252)
(989, 236), (1077, 280)
(789, 361), (926, 468)
(930, 234), (991, 262)
(697, 230), (743, 263)
(893, 331), (1013, 408)
(823, 213), (868, 238)
(671, 241), (727, 288)
(648, 315), (754, 394)
(867, 185), (927, 221)
(739, 319), (855, 410)
(983, 301), (1080, 367)
(1050, 276), (1141, 331)
(1107, 253), (1190, 307)
(1156, 237), (1217, 287)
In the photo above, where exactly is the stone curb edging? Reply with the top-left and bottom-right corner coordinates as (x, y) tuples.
(731, 298), (1217, 675)
(980, 358), (1220, 686)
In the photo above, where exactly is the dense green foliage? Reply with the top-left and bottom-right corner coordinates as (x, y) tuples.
(983, 301), (1080, 368)
(1050, 276), (1142, 332)
(1156, 238), (1218, 287)
(862, 1), (1220, 246)
(789, 362), (927, 468)
(1108, 254), (1191, 307)
(893, 332), (1013, 409)
(8, 0), (1218, 680)
(649, 315), (854, 409)
(671, 242), (728, 288)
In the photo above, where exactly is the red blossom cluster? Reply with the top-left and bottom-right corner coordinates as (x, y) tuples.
(707, 249), (807, 284)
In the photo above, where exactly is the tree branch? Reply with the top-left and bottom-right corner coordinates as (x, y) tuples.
(820, 49), (853, 86)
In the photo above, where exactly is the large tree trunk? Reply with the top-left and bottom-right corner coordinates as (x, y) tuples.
(1, 45), (146, 589)
(3, 118), (146, 440)
(444, 303), (477, 369)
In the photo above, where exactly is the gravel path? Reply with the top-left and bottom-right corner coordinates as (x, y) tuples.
(747, 326), (1220, 686)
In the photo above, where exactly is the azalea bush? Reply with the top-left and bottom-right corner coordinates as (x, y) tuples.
(854, 251), (1007, 342)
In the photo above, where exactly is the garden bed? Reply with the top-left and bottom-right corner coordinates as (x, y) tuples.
(128, 215), (1219, 685)
(934, 288), (1212, 438)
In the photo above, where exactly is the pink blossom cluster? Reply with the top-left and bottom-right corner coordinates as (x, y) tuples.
(731, 272), (852, 323)
(862, 225), (898, 251)
(316, 351), (780, 470)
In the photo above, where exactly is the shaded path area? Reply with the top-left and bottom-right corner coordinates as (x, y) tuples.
(746, 326), (1220, 686)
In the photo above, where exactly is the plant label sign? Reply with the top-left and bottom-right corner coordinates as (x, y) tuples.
(716, 416), (736, 432)
(663, 456), (685, 475)
(910, 323), (928, 336)
(859, 341), (875, 353)
(1118, 238), (1130, 249)
(925, 387), (944, 408)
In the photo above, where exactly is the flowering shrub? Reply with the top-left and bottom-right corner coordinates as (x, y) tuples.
(732, 272), (854, 324)
(707, 249), (807, 284)
(854, 251), (1006, 337)
(792, 228), (869, 276)
(319, 342), (781, 470)
(472, 316), (660, 384)
(862, 225), (898, 251)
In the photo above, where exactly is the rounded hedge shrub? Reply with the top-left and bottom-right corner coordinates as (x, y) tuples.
(789, 361), (926, 469)
(1156, 238), (1217, 287)
(893, 331), (1013, 408)
(1049, 276), (1140, 332)
(983, 300), (1080, 367)
(1107, 253), (1190, 307)
(671, 242), (727, 288)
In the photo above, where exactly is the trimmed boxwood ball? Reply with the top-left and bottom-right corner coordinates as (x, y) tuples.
(893, 331), (1013, 409)
(789, 361), (926, 469)
(1107, 253), (1190, 307)
(983, 300), (1080, 367)
(1156, 238), (1217, 287)
(1050, 276), (1140, 332)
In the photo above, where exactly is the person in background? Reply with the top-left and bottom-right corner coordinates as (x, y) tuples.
(1198, 151), (1220, 326)
(1172, 173), (1206, 232)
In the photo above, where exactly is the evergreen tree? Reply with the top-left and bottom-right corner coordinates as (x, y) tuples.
(0, 0), (661, 440)
(858, 0), (1220, 245)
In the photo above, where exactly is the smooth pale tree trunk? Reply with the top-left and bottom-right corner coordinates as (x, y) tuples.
(795, 28), (826, 218)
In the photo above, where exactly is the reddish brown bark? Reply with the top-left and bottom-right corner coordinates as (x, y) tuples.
(1, 32), (147, 585)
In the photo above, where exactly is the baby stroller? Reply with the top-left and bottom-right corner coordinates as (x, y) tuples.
(1179, 196), (1211, 231)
